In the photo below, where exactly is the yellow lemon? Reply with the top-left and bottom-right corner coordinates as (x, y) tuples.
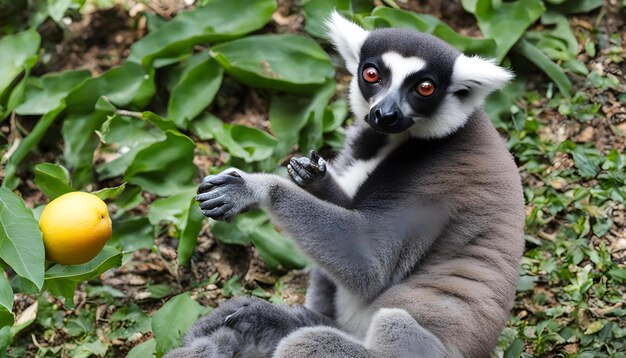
(39, 192), (112, 265)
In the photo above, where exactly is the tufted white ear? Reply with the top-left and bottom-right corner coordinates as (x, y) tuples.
(325, 10), (369, 75)
(450, 54), (514, 96)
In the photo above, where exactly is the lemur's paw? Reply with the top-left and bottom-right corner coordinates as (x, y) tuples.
(196, 170), (255, 221)
(288, 150), (327, 187)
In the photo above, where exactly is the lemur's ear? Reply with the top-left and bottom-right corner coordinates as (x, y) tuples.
(450, 54), (514, 97)
(325, 11), (368, 75)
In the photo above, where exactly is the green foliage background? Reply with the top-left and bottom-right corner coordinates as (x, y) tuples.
(0, 0), (624, 356)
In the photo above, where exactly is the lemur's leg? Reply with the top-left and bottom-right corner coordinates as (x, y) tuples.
(164, 327), (241, 358)
(288, 150), (351, 207)
(273, 309), (447, 358)
(304, 268), (337, 319)
(197, 170), (445, 301)
(177, 296), (334, 357)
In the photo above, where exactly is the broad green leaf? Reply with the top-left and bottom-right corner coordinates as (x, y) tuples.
(514, 38), (572, 97)
(96, 114), (168, 180)
(3, 104), (66, 189)
(110, 185), (144, 218)
(0, 272), (13, 328)
(33, 163), (74, 200)
(364, 7), (498, 58)
(110, 217), (154, 252)
(548, 0), (603, 14)
(128, 0), (276, 66)
(0, 29), (40, 98)
(607, 268), (626, 283)
(270, 80), (335, 156)
(211, 211), (306, 269)
(15, 70), (90, 115)
(152, 293), (211, 355)
(62, 98), (116, 187)
(64, 62), (155, 114)
(250, 220), (308, 270)
(47, 0), (72, 22)
(194, 113), (277, 163)
(211, 34), (335, 93)
(178, 200), (204, 265)
(148, 191), (195, 229)
(0, 187), (45, 290)
(127, 338), (156, 358)
(167, 56), (223, 128)
(91, 183), (126, 201)
(44, 246), (123, 308)
(71, 339), (108, 358)
(472, 0), (545, 61)
(302, 0), (351, 38)
(125, 131), (197, 195)
(323, 99), (349, 133)
(0, 326), (8, 358)
(504, 338), (524, 358)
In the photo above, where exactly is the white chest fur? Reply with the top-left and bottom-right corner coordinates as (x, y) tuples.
(330, 140), (401, 198)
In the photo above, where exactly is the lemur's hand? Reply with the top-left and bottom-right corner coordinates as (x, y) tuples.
(288, 150), (327, 187)
(196, 169), (256, 221)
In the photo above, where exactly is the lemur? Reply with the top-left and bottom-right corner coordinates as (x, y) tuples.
(166, 11), (525, 358)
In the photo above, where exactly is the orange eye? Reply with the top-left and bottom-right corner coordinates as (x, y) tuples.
(362, 67), (379, 83)
(417, 81), (435, 96)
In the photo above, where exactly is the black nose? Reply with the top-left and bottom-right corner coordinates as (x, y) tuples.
(374, 108), (401, 128)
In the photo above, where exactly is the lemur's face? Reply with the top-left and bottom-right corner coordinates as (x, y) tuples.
(327, 12), (513, 138)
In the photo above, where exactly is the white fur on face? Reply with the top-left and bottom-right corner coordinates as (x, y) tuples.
(325, 11), (369, 75)
(409, 54), (513, 139)
(371, 52), (426, 109)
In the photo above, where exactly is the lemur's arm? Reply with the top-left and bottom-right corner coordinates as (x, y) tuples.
(197, 170), (446, 300)
(288, 151), (352, 207)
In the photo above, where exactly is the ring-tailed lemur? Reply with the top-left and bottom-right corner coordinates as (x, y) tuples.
(166, 11), (524, 358)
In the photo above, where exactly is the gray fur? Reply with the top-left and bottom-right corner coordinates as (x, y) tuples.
(175, 12), (524, 358)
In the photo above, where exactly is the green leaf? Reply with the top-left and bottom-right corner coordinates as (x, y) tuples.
(0, 187), (45, 290)
(71, 339), (108, 358)
(472, 0), (545, 61)
(178, 201), (204, 265)
(44, 246), (123, 308)
(167, 56), (223, 128)
(110, 217), (154, 252)
(64, 62), (155, 114)
(127, 338), (156, 358)
(152, 293), (211, 355)
(195, 113), (277, 163)
(15, 70), (90, 115)
(211, 211), (307, 269)
(33, 163), (74, 200)
(250, 220), (308, 270)
(364, 7), (498, 58)
(96, 114), (168, 180)
(608, 268), (626, 283)
(0, 28), (40, 99)
(302, 0), (350, 38)
(62, 99), (116, 187)
(0, 326), (9, 358)
(128, 0), (276, 66)
(148, 191), (195, 229)
(548, 0), (603, 14)
(3, 104), (66, 189)
(125, 131), (197, 195)
(514, 38), (572, 97)
(0, 272), (13, 328)
(269, 80), (335, 156)
(504, 338), (524, 358)
(211, 34), (335, 93)
(47, 0), (73, 22)
(91, 183), (126, 201)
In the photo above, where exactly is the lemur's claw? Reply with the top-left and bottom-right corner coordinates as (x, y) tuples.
(288, 151), (327, 187)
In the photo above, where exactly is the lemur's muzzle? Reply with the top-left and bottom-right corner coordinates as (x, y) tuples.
(366, 99), (415, 134)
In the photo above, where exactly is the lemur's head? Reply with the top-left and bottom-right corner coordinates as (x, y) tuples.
(326, 11), (513, 139)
